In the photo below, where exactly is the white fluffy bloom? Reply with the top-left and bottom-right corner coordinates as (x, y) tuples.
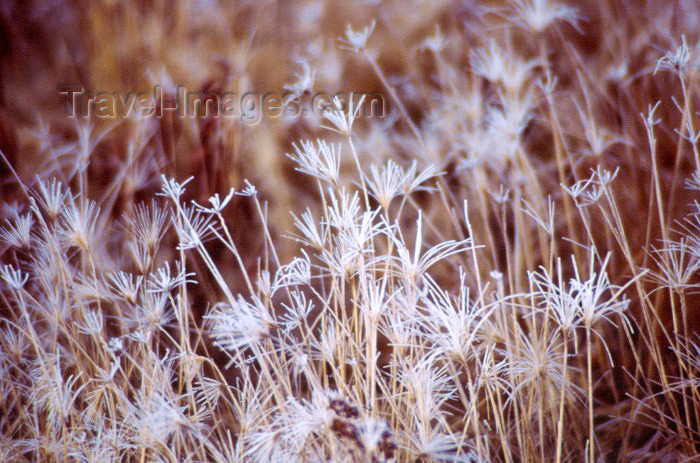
(172, 203), (218, 251)
(387, 212), (474, 285)
(420, 26), (446, 53)
(148, 261), (196, 293)
(273, 255), (311, 293)
(0, 264), (28, 290)
(417, 273), (494, 358)
(158, 175), (193, 202)
(339, 20), (376, 53)
(34, 177), (68, 220)
(321, 94), (367, 136)
(655, 35), (695, 76)
(105, 271), (143, 304)
(290, 207), (327, 250)
(59, 199), (99, 251)
(470, 40), (537, 93)
(283, 59), (316, 95)
(365, 160), (442, 210)
(206, 295), (275, 356)
(0, 213), (33, 249)
(131, 392), (188, 446)
(193, 188), (236, 214)
(508, 0), (579, 33)
(287, 139), (341, 184)
(571, 253), (631, 328)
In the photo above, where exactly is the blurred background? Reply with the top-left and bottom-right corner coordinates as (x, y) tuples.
(1, 0), (698, 300)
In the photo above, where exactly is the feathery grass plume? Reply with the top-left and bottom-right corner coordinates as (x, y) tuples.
(506, 0), (580, 33)
(287, 139), (342, 185)
(206, 295), (275, 356)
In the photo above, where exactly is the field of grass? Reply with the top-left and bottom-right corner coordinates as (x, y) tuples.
(0, 0), (699, 461)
